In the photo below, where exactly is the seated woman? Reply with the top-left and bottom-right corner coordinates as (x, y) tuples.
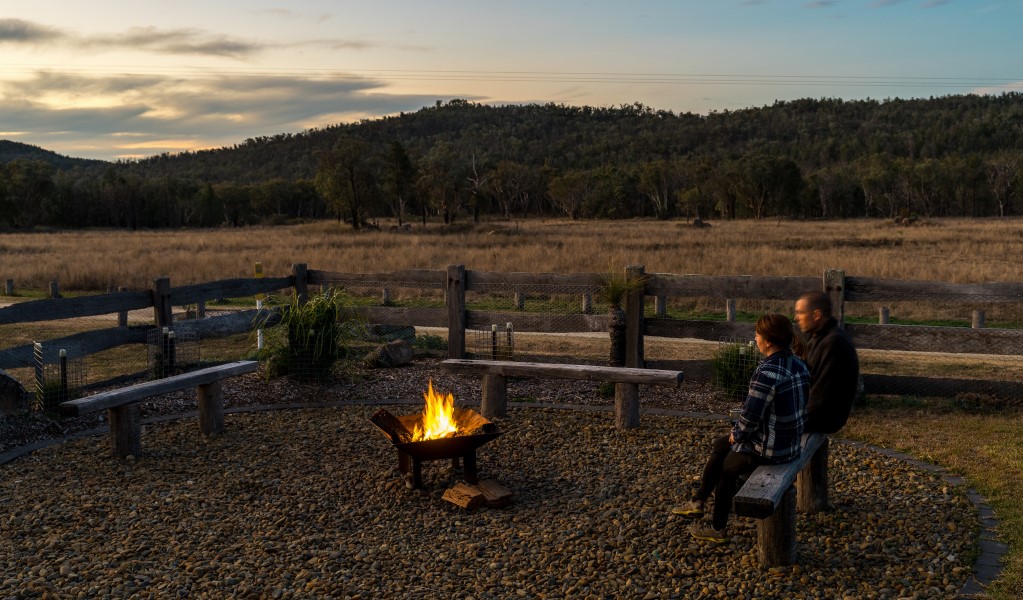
(673, 313), (809, 543)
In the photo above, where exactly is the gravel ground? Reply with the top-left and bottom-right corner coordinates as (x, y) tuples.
(1, 359), (977, 599)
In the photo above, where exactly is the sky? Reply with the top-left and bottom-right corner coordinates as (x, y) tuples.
(1, 0), (1021, 162)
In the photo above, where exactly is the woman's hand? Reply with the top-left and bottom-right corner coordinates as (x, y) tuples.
(729, 431), (735, 445)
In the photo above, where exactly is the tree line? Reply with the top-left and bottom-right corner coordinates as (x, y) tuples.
(1, 94), (1022, 229)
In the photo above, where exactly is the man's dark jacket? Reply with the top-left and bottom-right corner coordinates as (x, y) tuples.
(804, 317), (860, 433)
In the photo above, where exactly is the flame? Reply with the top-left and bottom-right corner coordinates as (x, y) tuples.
(412, 380), (458, 441)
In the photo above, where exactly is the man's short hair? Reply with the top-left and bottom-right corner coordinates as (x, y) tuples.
(800, 291), (833, 318)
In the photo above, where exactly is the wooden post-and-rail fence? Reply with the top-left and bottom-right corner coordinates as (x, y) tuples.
(3, 265), (1023, 398)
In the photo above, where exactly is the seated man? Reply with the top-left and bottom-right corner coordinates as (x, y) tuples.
(794, 291), (860, 433)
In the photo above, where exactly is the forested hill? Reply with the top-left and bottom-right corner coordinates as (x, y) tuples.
(0, 140), (105, 170)
(122, 94), (1023, 183)
(2, 94), (1023, 228)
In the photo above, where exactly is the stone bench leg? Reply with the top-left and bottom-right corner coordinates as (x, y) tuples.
(197, 381), (225, 438)
(108, 403), (141, 459)
(757, 485), (797, 566)
(480, 374), (507, 419)
(797, 438), (829, 513)
(614, 382), (639, 429)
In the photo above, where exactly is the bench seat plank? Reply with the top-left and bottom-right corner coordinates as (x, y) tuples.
(440, 359), (683, 387)
(733, 432), (827, 519)
(60, 360), (259, 417)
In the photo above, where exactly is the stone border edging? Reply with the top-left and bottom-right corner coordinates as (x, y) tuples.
(0, 399), (1005, 598)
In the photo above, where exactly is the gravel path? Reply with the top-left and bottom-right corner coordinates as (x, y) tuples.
(1, 359), (978, 599)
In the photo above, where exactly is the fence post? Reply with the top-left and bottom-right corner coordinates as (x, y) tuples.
(382, 287), (392, 306)
(49, 281), (60, 299)
(505, 322), (514, 359)
(879, 306), (889, 325)
(972, 310), (985, 329)
(292, 263), (308, 305)
(152, 277), (173, 329)
(33, 342), (44, 410)
(655, 295), (667, 317)
(581, 292), (592, 314)
(514, 291), (525, 311)
(4, 279), (13, 295)
(117, 287), (129, 327)
(625, 265), (645, 368)
(447, 264), (466, 359)
(726, 298), (737, 322)
(823, 269), (847, 328)
(196, 300), (206, 319)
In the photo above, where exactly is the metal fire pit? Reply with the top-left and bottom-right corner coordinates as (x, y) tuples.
(373, 407), (501, 489)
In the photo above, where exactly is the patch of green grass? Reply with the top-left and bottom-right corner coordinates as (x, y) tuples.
(841, 406), (1023, 599)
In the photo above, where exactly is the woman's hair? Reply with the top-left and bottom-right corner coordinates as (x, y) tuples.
(756, 313), (794, 349)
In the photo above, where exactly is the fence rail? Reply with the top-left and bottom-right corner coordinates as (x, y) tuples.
(2, 264), (1022, 399)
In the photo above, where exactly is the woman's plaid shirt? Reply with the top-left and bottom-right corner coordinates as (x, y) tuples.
(732, 349), (809, 463)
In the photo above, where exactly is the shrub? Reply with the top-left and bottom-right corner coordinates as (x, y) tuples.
(711, 341), (761, 402)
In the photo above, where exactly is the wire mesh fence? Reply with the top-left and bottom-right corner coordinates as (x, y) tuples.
(33, 341), (87, 413)
(146, 328), (201, 379)
(465, 280), (609, 364)
(467, 323), (515, 361)
(3, 270), (1023, 408)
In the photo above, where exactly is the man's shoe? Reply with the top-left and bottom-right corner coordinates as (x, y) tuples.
(671, 499), (705, 518)
(688, 522), (728, 544)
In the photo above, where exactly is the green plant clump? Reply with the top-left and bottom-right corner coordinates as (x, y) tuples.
(412, 334), (447, 351)
(256, 288), (366, 383)
(711, 341), (762, 402)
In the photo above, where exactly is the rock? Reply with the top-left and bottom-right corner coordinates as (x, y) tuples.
(363, 340), (414, 368)
(0, 368), (29, 415)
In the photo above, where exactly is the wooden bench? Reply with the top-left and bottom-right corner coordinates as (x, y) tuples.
(440, 359), (684, 428)
(60, 360), (259, 459)
(732, 432), (830, 566)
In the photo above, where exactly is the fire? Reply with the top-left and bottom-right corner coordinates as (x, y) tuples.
(412, 380), (458, 441)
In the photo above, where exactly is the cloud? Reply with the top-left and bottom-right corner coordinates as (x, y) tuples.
(803, 1), (838, 7)
(0, 70), (453, 159)
(920, 0), (951, 6)
(85, 27), (267, 59)
(0, 18), (64, 43)
(868, 0), (905, 6)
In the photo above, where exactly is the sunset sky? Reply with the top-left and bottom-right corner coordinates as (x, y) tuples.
(2, 0), (1021, 161)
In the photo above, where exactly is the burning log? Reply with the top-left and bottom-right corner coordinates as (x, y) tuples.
(478, 479), (514, 508)
(370, 408), (414, 444)
(442, 482), (485, 509)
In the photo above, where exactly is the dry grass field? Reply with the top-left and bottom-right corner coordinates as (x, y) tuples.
(2, 216), (1021, 292)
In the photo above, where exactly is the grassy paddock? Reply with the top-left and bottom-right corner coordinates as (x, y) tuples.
(1, 216), (1021, 285)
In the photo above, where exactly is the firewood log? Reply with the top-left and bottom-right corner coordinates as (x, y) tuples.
(442, 482), (484, 509)
(370, 408), (414, 444)
(478, 479), (513, 507)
